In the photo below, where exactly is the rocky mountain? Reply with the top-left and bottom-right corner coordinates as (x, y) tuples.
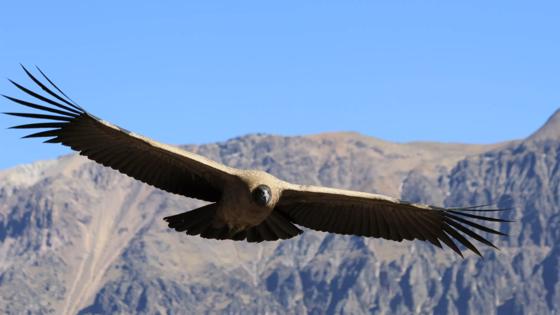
(0, 111), (559, 314)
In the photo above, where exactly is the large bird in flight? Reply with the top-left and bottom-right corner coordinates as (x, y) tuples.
(3, 66), (510, 257)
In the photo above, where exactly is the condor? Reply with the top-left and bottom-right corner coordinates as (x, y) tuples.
(3, 66), (510, 257)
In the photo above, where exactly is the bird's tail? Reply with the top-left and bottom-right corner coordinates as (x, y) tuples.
(164, 203), (302, 242)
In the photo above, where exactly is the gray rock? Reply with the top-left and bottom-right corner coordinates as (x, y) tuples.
(0, 110), (559, 314)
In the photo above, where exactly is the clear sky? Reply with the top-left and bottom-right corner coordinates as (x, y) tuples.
(1, 1), (559, 170)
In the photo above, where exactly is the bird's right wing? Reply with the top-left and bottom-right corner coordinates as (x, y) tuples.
(276, 184), (511, 257)
(4, 66), (239, 202)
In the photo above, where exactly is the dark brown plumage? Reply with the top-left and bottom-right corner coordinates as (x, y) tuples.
(3, 66), (511, 257)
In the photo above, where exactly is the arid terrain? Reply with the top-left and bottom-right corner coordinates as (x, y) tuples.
(0, 110), (559, 314)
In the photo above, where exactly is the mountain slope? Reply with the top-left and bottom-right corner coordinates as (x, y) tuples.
(0, 111), (558, 314)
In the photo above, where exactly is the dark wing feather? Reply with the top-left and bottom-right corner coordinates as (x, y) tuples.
(276, 185), (510, 257)
(4, 66), (238, 202)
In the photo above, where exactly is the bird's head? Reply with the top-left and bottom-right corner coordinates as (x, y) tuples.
(251, 184), (272, 206)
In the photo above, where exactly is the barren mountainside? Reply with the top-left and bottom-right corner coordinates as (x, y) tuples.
(0, 111), (559, 314)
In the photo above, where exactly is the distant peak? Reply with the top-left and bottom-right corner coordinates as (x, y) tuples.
(527, 108), (560, 142)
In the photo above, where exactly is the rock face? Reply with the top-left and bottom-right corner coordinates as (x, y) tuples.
(0, 112), (558, 314)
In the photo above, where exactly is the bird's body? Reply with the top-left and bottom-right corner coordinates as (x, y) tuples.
(216, 170), (280, 230)
(3, 66), (511, 257)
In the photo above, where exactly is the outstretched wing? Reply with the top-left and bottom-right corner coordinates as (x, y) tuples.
(276, 184), (510, 257)
(3, 66), (238, 202)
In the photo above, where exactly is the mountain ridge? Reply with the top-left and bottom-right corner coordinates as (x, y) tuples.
(527, 108), (560, 142)
(0, 109), (558, 314)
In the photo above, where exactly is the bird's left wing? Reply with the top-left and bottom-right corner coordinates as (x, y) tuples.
(3, 66), (238, 202)
(276, 184), (510, 257)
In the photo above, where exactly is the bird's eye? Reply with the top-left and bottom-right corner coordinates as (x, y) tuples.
(252, 185), (272, 206)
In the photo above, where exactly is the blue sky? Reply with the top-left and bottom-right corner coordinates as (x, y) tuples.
(1, 1), (559, 169)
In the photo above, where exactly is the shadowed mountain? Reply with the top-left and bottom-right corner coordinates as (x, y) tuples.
(0, 110), (558, 314)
